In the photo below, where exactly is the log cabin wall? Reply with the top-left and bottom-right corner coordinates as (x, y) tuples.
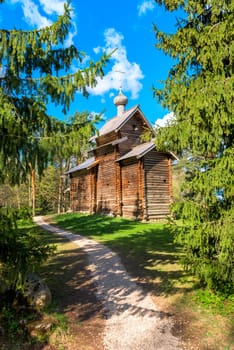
(120, 158), (142, 219)
(90, 166), (98, 213)
(118, 112), (150, 156)
(95, 144), (117, 215)
(138, 159), (146, 220)
(115, 160), (122, 216)
(96, 131), (118, 147)
(143, 150), (172, 220)
(70, 169), (91, 213)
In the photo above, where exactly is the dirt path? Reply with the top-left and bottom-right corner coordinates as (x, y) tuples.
(34, 216), (182, 350)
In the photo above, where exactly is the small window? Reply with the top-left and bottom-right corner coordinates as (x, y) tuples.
(132, 124), (138, 131)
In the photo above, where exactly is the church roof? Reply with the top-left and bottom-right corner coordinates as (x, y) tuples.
(98, 104), (153, 137)
(65, 157), (98, 174)
(117, 141), (156, 161)
(117, 141), (178, 162)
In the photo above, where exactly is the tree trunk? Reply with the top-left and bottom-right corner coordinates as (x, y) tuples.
(58, 162), (63, 214)
(28, 174), (31, 208)
(31, 168), (36, 216)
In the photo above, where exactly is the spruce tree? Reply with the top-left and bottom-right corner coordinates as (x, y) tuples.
(47, 111), (100, 213)
(0, 1), (110, 292)
(0, 1), (109, 182)
(153, 0), (234, 292)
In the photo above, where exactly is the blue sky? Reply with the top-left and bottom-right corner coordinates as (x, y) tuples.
(1, 0), (180, 127)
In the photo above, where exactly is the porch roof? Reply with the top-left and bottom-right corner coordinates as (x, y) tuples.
(65, 157), (98, 174)
(116, 142), (155, 161)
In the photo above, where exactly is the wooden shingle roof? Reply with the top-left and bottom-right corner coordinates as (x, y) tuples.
(117, 141), (178, 162)
(65, 157), (98, 174)
(98, 104), (153, 137)
(117, 142), (155, 161)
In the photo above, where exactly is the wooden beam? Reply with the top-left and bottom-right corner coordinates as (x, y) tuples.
(114, 142), (122, 216)
(168, 157), (173, 203)
(138, 159), (144, 220)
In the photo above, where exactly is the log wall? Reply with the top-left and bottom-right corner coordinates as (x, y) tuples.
(96, 148), (117, 215)
(70, 169), (91, 213)
(121, 159), (142, 219)
(118, 112), (149, 155)
(144, 150), (172, 220)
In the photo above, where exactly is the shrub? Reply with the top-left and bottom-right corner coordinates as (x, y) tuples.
(0, 207), (54, 295)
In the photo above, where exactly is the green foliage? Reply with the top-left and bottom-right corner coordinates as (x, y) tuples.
(1, 306), (22, 337)
(193, 289), (234, 316)
(36, 166), (59, 214)
(47, 111), (101, 168)
(153, 1), (234, 293)
(42, 110), (101, 213)
(0, 181), (29, 208)
(0, 208), (54, 291)
(0, 2), (110, 113)
(0, 1), (110, 294)
(0, 1), (110, 183)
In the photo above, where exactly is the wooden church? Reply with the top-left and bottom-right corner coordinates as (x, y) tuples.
(66, 91), (176, 221)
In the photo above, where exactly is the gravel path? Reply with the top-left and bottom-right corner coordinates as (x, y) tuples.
(34, 216), (182, 350)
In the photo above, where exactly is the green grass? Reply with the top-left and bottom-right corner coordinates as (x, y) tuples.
(0, 220), (71, 350)
(3, 215), (232, 349)
(51, 212), (194, 296)
(50, 212), (234, 350)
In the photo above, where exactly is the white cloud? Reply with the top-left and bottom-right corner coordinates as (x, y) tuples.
(0, 66), (6, 78)
(9, 0), (51, 28)
(137, 0), (155, 16)
(155, 112), (175, 127)
(89, 28), (144, 99)
(9, 0), (76, 44)
(38, 0), (65, 15)
(22, 0), (51, 27)
(64, 22), (77, 47)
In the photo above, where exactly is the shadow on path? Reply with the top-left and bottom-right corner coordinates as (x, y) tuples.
(34, 216), (182, 350)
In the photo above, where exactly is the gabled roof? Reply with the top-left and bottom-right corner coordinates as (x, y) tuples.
(98, 104), (153, 137)
(117, 142), (155, 162)
(65, 157), (98, 174)
(93, 136), (128, 151)
(117, 141), (178, 162)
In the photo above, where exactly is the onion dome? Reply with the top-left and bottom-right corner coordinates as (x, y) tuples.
(113, 90), (128, 116)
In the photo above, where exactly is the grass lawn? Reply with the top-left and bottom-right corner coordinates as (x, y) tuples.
(49, 212), (234, 350)
(50, 213), (189, 296)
